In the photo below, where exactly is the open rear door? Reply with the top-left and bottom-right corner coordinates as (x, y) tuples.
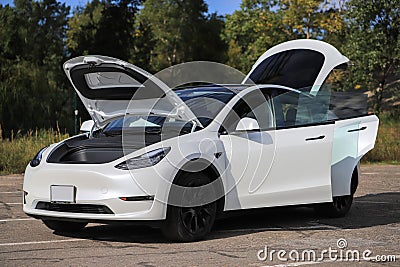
(241, 40), (353, 205)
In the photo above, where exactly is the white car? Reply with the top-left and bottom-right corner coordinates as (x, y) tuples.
(23, 39), (379, 241)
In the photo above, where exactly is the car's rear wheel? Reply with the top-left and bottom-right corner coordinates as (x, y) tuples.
(314, 195), (353, 218)
(42, 219), (87, 232)
(161, 172), (217, 242)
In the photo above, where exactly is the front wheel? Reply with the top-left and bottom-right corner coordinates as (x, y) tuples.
(42, 219), (87, 232)
(314, 195), (353, 218)
(161, 172), (217, 242)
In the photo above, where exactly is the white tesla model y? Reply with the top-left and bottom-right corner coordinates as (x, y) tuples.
(23, 40), (379, 241)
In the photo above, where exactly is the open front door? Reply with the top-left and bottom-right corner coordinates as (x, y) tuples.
(222, 86), (335, 210)
(245, 88), (335, 207)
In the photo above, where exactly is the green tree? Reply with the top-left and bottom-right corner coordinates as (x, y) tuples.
(0, 0), (71, 137)
(131, 17), (156, 70)
(66, 0), (140, 60)
(139, 0), (226, 71)
(225, 0), (287, 72)
(224, 0), (345, 72)
(281, 0), (344, 39)
(345, 0), (400, 114)
(0, 0), (69, 65)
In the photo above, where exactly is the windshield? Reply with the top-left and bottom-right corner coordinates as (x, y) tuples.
(101, 86), (237, 135)
(175, 86), (236, 126)
(102, 115), (193, 136)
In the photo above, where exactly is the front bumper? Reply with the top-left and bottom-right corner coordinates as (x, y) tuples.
(23, 161), (173, 221)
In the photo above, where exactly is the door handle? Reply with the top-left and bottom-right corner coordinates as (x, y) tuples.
(305, 135), (325, 141)
(348, 126), (367, 133)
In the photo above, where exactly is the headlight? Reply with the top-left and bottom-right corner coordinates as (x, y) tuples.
(30, 146), (48, 167)
(115, 147), (171, 170)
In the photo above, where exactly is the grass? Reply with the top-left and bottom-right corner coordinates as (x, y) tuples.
(0, 119), (398, 175)
(362, 120), (400, 164)
(0, 128), (69, 175)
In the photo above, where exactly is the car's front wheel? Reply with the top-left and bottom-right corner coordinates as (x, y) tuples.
(161, 172), (217, 242)
(314, 195), (353, 218)
(42, 219), (87, 232)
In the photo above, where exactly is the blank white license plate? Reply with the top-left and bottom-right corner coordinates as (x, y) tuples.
(50, 185), (76, 203)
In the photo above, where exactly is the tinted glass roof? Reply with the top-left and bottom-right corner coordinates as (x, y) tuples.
(248, 49), (325, 89)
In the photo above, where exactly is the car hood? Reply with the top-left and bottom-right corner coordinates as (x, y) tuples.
(64, 56), (202, 128)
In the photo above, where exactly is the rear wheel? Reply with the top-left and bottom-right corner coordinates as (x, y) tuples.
(314, 195), (353, 218)
(42, 219), (87, 232)
(161, 172), (217, 242)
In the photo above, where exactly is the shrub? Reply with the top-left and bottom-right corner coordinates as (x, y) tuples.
(362, 121), (400, 164)
(0, 128), (69, 174)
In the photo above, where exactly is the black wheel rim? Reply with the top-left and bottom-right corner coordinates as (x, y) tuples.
(180, 203), (214, 234)
(179, 178), (215, 235)
(333, 196), (351, 211)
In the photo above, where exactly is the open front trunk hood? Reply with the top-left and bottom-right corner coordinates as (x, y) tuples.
(244, 39), (350, 95)
(64, 56), (201, 128)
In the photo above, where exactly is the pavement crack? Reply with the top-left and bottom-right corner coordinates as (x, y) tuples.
(96, 240), (158, 250)
(211, 250), (244, 259)
(0, 200), (12, 211)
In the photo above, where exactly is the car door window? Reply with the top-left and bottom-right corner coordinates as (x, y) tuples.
(270, 89), (331, 129)
(220, 90), (273, 134)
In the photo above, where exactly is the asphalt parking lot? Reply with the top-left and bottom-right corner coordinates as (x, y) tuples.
(0, 165), (399, 266)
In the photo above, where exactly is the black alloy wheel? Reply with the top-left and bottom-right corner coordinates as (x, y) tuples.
(162, 172), (217, 242)
(314, 195), (353, 218)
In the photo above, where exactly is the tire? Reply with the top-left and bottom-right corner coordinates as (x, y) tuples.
(161, 172), (217, 242)
(314, 195), (353, 218)
(42, 219), (87, 232)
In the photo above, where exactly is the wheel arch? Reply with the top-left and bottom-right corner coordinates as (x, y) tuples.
(169, 158), (225, 217)
(350, 162), (360, 195)
(331, 157), (360, 197)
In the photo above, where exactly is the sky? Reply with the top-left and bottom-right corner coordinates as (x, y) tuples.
(0, 0), (242, 15)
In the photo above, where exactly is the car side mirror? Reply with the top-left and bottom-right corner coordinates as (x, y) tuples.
(236, 118), (260, 131)
(80, 120), (95, 133)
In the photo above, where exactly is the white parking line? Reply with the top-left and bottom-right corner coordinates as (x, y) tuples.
(216, 224), (338, 233)
(288, 225), (338, 230)
(261, 260), (332, 267)
(356, 200), (391, 204)
(0, 218), (35, 222)
(217, 227), (283, 233)
(0, 192), (20, 194)
(4, 203), (22, 205)
(0, 239), (84, 246)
